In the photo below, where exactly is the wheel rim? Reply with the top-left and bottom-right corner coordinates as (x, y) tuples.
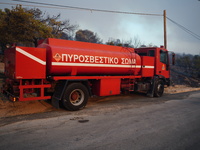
(69, 89), (84, 106)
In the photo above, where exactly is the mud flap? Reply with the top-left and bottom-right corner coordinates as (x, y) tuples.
(51, 80), (68, 109)
(51, 96), (60, 109)
(147, 76), (158, 98)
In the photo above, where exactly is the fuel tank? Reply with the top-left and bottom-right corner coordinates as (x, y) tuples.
(38, 38), (141, 76)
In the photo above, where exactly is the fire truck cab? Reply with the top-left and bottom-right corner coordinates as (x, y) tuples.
(135, 46), (171, 86)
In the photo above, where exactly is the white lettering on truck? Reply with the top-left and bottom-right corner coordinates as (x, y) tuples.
(59, 53), (136, 65)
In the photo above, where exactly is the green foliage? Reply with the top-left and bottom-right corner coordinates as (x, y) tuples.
(0, 5), (78, 50)
(0, 5), (53, 48)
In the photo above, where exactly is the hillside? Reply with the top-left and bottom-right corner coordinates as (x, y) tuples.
(170, 65), (200, 87)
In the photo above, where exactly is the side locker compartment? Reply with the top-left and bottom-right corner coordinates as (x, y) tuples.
(92, 78), (121, 96)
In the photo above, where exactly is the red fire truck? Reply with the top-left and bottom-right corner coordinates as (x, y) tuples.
(3, 38), (174, 110)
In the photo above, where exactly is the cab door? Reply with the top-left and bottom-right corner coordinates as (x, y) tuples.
(156, 49), (170, 78)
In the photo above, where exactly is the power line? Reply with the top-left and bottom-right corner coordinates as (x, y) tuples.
(2, 1), (200, 41)
(167, 17), (200, 41)
(0, 2), (73, 10)
(11, 0), (162, 16)
(167, 17), (200, 39)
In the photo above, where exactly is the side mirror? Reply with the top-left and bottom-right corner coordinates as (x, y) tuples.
(172, 53), (175, 65)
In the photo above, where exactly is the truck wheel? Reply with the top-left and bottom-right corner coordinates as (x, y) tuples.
(154, 79), (164, 97)
(62, 83), (89, 111)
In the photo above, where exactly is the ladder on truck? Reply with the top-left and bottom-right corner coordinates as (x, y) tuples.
(128, 49), (136, 92)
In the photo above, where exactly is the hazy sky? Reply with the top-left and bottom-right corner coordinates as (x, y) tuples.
(1, 0), (200, 55)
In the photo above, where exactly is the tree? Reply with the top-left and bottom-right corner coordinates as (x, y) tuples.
(0, 5), (78, 49)
(175, 53), (200, 79)
(106, 38), (133, 47)
(106, 38), (122, 46)
(132, 36), (142, 48)
(75, 29), (102, 43)
(106, 36), (143, 48)
(28, 8), (78, 42)
(42, 14), (78, 40)
(0, 5), (53, 49)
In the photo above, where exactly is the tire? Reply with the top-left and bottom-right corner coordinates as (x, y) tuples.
(154, 79), (164, 97)
(62, 83), (89, 111)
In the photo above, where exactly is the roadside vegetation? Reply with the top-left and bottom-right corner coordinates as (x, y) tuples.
(170, 54), (200, 87)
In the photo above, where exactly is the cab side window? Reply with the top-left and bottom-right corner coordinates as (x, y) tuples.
(148, 50), (155, 57)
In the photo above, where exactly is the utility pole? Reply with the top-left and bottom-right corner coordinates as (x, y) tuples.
(163, 10), (167, 49)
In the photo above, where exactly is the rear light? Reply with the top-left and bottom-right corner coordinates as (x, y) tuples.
(13, 97), (17, 102)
